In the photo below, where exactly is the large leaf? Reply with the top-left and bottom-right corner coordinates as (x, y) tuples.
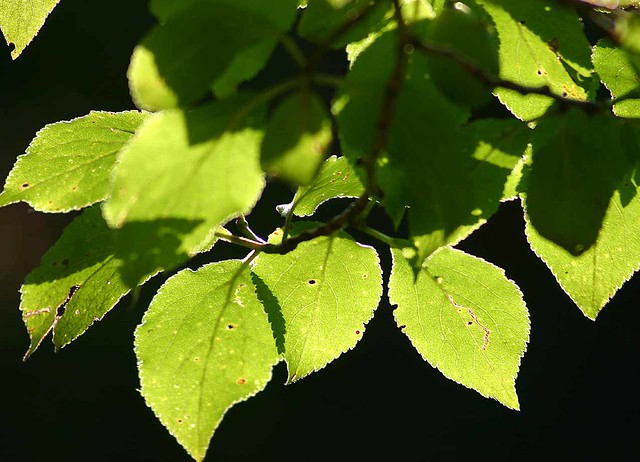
(476, 0), (590, 121)
(135, 260), (279, 462)
(338, 30), (477, 262)
(0, 111), (147, 212)
(253, 229), (383, 382)
(20, 206), (151, 359)
(129, 0), (298, 110)
(261, 90), (332, 186)
(0, 0), (60, 59)
(388, 247), (530, 410)
(102, 98), (265, 286)
(276, 155), (365, 218)
(524, 109), (632, 255)
(524, 161), (640, 319)
(593, 38), (640, 118)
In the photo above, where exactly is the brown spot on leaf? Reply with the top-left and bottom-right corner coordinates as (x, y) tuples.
(62, 258), (69, 267)
(236, 378), (247, 385)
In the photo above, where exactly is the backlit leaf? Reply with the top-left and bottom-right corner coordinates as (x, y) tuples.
(388, 247), (530, 410)
(130, 0), (297, 110)
(276, 155), (365, 218)
(253, 229), (382, 382)
(261, 90), (332, 185)
(0, 111), (147, 212)
(593, 38), (640, 118)
(20, 206), (151, 359)
(135, 260), (278, 462)
(476, 0), (590, 121)
(103, 98), (265, 286)
(0, 0), (60, 59)
(524, 109), (632, 255)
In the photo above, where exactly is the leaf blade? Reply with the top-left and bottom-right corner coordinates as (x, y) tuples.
(0, 111), (148, 212)
(0, 0), (61, 59)
(135, 260), (279, 461)
(388, 247), (530, 409)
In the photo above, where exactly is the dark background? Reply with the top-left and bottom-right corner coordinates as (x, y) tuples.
(1, 2), (638, 461)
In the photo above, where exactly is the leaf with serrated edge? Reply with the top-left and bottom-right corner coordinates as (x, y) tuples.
(524, 178), (640, 319)
(476, 0), (589, 121)
(388, 247), (530, 409)
(0, 0), (60, 59)
(20, 206), (155, 359)
(102, 99), (264, 285)
(276, 155), (364, 218)
(0, 111), (148, 212)
(592, 38), (640, 118)
(253, 230), (382, 382)
(135, 260), (278, 462)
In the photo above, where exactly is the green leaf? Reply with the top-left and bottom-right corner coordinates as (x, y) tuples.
(102, 98), (265, 286)
(446, 118), (531, 245)
(525, 180), (640, 319)
(253, 229), (382, 382)
(524, 109), (632, 255)
(388, 247), (530, 410)
(129, 0), (297, 110)
(20, 206), (151, 359)
(135, 260), (279, 462)
(0, 111), (147, 212)
(276, 155), (365, 218)
(424, 5), (499, 110)
(261, 90), (332, 185)
(298, 0), (388, 48)
(476, 0), (590, 121)
(593, 38), (640, 118)
(0, 0), (60, 59)
(338, 29), (479, 262)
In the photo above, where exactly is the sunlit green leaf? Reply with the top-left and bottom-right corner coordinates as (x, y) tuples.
(261, 90), (332, 185)
(103, 98), (265, 286)
(129, 0), (297, 110)
(277, 155), (365, 218)
(135, 260), (278, 462)
(593, 38), (640, 118)
(253, 229), (382, 382)
(388, 247), (530, 410)
(524, 109), (632, 255)
(0, 0), (60, 59)
(476, 0), (590, 121)
(20, 206), (151, 359)
(0, 111), (147, 212)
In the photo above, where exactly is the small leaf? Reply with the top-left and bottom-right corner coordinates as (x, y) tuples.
(135, 260), (278, 462)
(476, 0), (590, 120)
(277, 155), (365, 218)
(253, 229), (383, 382)
(261, 90), (332, 185)
(0, 0), (61, 59)
(0, 111), (147, 212)
(524, 109), (632, 255)
(388, 247), (530, 410)
(593, 38), (640, 118)
(103, 98), (264, 286)
(20, 206), (152, 359)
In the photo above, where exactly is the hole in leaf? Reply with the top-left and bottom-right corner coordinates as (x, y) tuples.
(399, 324), (406, 330)
(467, 321), (473, 326)
(20, 183), (30, 189)
(308, 279), (317, 285)
(226, 324), (236, 330)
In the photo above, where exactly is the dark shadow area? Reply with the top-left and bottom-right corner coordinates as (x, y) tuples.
(1, 2), (638, 462)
